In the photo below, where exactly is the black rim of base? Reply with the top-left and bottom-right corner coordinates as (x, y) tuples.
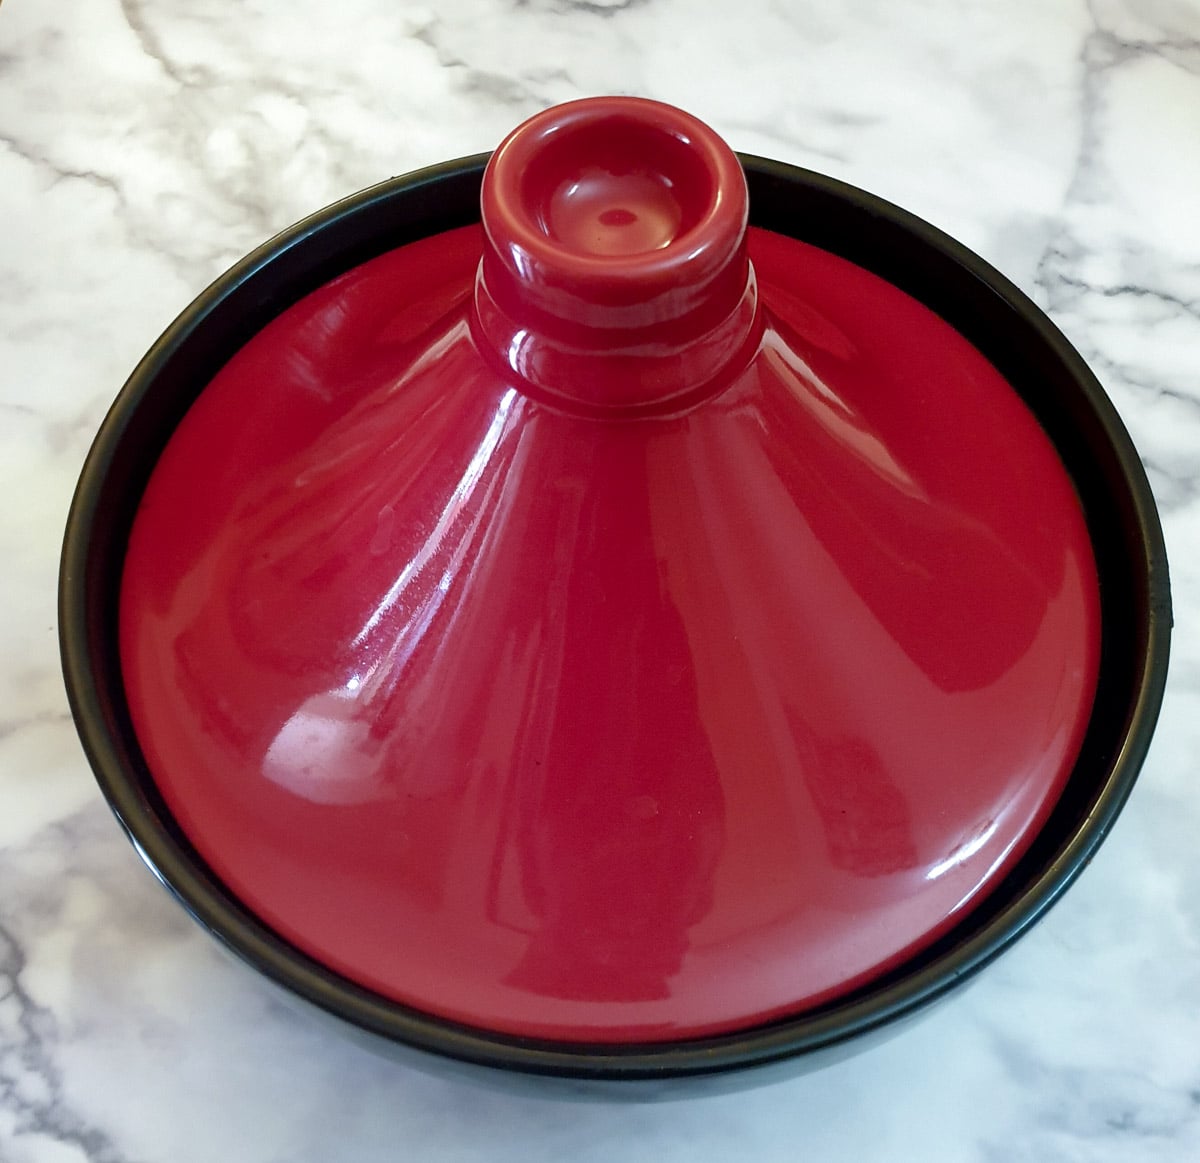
(59, 154), (1172, 1081)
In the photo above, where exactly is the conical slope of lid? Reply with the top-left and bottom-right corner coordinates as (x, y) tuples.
(119, 98), (1100, 1042)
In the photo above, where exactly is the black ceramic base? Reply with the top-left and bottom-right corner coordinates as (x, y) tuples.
(59, 155), (1170, 1088)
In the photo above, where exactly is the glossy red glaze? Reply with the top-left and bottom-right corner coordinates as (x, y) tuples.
(119, 99), (1100, 1043)
(476, 98), (757, 411)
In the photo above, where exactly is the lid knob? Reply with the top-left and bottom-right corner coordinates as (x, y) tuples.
(474, 97), (760, 411)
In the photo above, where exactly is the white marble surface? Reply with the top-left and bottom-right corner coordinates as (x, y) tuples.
(3, 0), (1200, 1157)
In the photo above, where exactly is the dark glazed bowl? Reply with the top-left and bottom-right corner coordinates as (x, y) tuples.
(60, 149), (1170, 1091)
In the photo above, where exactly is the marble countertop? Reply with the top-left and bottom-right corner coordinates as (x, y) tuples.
(3, 0), (1199, 1158)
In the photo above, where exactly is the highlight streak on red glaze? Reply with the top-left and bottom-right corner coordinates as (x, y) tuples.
(120, 222), (1100, 1042)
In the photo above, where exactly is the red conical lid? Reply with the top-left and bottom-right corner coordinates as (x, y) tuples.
(119, 98), (1100, 1043)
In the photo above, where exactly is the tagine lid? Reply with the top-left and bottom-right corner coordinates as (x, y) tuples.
(118, 97), (1101, 1044)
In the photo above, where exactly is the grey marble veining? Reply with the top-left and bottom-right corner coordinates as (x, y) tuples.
(3, 0), (1200, 1158)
